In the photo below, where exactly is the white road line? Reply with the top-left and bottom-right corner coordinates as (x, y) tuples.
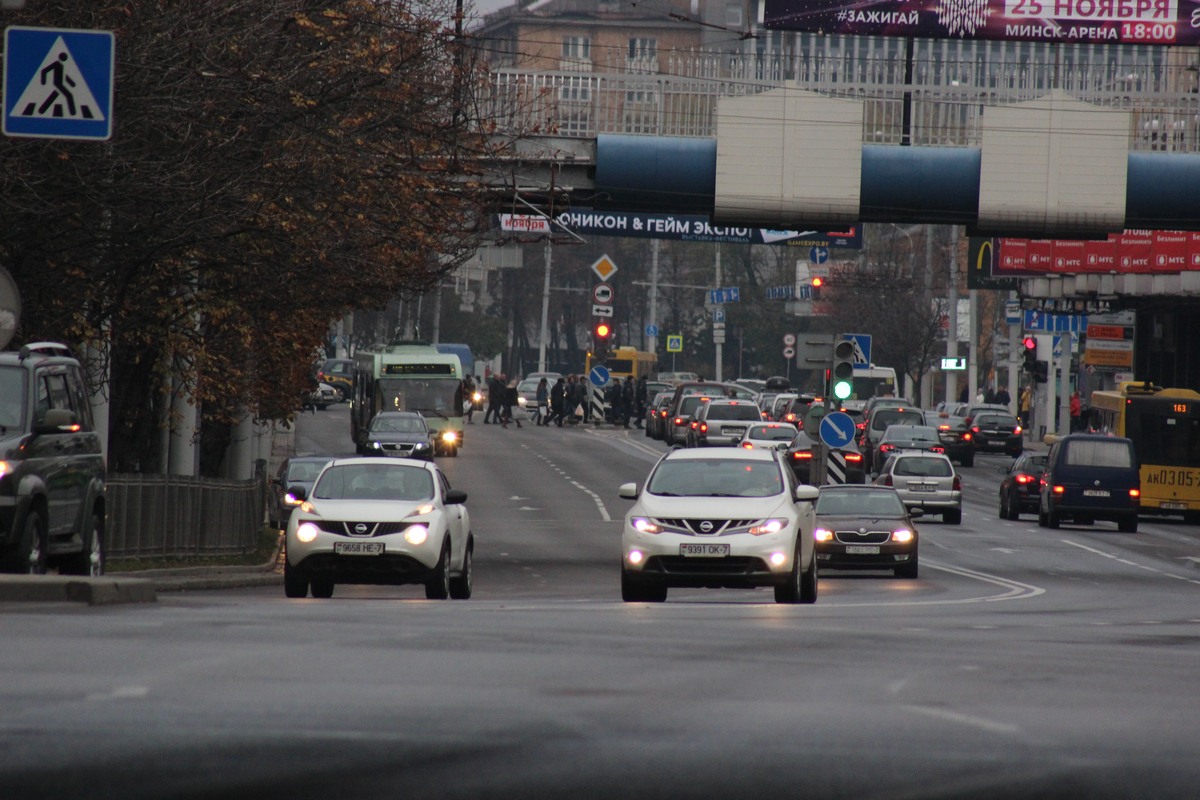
(526, 447), (613, 522)
(1062, 538), (1200, 586)
(902, 705), (1022, 736)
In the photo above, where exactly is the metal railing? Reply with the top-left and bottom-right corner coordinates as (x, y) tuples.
(106, 474), (266, 560)
(481, 35), (1200, 151)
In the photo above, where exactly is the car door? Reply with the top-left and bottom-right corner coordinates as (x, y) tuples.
(438, 470), (466, 561)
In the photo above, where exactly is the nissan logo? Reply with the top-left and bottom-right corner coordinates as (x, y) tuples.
(354, 523), (368, 535)
(699, 520), (714, 533)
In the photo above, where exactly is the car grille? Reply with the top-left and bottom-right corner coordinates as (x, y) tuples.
(310, 520), (412, 537)
(653, 518), (759, 535)
(646, 556), (767, 576)
(377, 443), (420, 456)
(832, 529), (892, 544)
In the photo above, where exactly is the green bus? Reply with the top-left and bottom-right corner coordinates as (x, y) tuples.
(350, 343), (465, 457)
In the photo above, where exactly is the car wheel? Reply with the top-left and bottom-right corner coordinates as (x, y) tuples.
(61, 511), (104, 576)
(895, 556), (919, 579)
(998, 492), (1010, 520)
(621, 569), (666, 602)
(310, 578), (334, 598)
(799, 552), (818, 604)
(335, 386), (348, 402)
(283, 560), (309, 598)
(4, 511), (48, 575)
(1037, 507), (1048, 527)
(1118, 515), (1139, 533)
(944, 508), (962, 525)
(449, 539), (473, 600)
(448, 445), (458, 458)
(425, 542), (451, 599)
(1047, 509), (1060, 529)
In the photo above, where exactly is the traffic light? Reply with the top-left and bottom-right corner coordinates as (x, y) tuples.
(1033, 360), (1049, 383)
(810, 276), (823, 300)
(1022, 336), (1037, 374)
(831, 337), (856, 401)
(594, 320), (611, 357)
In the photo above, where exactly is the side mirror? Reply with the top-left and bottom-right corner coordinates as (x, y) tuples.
(618, 482), (639, 499)
(444, 488), (468, 505)
(909, 507), (924, 518)
(286, 485), (309, 503)
(794, 485), (819, 503)
(33, 408), (80, 435)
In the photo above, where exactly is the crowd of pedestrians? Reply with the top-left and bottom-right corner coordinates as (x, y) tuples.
(467, 372), (650, 430)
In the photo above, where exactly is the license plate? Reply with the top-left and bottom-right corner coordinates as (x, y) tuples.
(909, 484), (936, 493)
(334, 541), (385, 556)
(680, 543), (730, 557)
(723, 427), (745, 436)
(1082, 489), (1110, 497)
(1161, 501), (1186, 510)
(845, 545), (880, 555)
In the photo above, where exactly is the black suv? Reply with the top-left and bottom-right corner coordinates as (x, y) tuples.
(0, 342), (106, 575)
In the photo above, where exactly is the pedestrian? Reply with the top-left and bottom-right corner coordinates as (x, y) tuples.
(484, 374), (504, 424)
(635, 375), (649, 429)
(463, 375), (477, 423)
(607, 378), (623, 425)
(995, 385), (1011, 409)
(574, 375), (589, 423)
(535, 377), (549, 426)
(621, 377), (635, 429)
(548, 376), (566, 427)
(501, 379), (522, 429)
(1070, 390), (1082, 431)
(1019, 385), (1032, 429)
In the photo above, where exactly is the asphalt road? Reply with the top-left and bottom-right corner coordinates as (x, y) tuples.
(3, 403), (1199, 799)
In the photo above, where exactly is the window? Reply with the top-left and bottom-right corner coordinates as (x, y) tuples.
(562, 36), (590, 61)
(725, 3), (743, 27)
(1064, 440), (1133, 469)
(628, 38), (656, 60)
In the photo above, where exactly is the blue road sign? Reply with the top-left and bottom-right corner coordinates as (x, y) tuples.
(588, 365), (610, 387)
(842, 333), (872, 366)
(4, 27), (115, 141)
(810, 246), (829, 264)
(645, 323), (659, 337)
(666, 334), (683, 353)
(819, 411), (857, 449)
(713, 307), (726, 324)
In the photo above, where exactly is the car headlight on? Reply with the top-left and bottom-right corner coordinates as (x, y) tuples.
(630, 517), (661, 534)
(472, 392), (483, 403)
(0, 461), (10, 480)
(748, 518), (788, 536)
(283, 493), (303, 507)
(518, 397), (528, 407)
(414, 442), (430, 450)
(404, 525), (429, 545)
(891, 529), (914, 543)
(368, 441), (383, 450)
(296, 522), (320, 543)
(441, 430), (458, 443)
(814, 527), (834, 542)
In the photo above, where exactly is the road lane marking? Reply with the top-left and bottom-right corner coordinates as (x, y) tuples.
(903, 705), (1022, 736)
(1063, 539), (1200, 586)
(526, 447), (612, 522)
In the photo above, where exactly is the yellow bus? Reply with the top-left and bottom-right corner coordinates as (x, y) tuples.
(585, 346), (658, 383)
(350, 343), (465, 456)
(1090, 382), (1200, 521)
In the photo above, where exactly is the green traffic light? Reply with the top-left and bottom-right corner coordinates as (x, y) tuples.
(833, 380), (853, 400)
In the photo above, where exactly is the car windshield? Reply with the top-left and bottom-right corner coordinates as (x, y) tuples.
(314, 463), (434, 501)
(518, 380), (538, 393)
(817, 489), (905, 516)
(893, 457), (953, 477)
(287, 460), (330, 482)
(647, 458), (783, 497)
(0, 366), (27, 429)
(707, 404), (761, 421)
(369, 415), (427, 433)
(884, 425), (940, 445)
(750, 426), (795, 441)
(872, 409), (923, 431)
(678, 396), (708, 416)
(976, 414), (1018, 428)
(1065, 439), (1134, 468)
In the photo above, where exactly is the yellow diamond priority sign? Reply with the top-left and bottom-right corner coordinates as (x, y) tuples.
(590, 254), (618, 282)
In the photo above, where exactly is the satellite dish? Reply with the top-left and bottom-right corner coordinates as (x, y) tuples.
(0, 266), (21, 351)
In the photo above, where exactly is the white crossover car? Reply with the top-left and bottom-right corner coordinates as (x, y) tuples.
(618, 448), (820, 604)
(284, 458), (473, 599)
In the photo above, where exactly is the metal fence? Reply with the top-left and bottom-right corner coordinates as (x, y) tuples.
(482, 36), (1200, 152)
(106, 474), (266, 560)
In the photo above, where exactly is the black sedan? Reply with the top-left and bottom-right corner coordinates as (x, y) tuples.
(998, 452), (1048, 520)
(268, 455), (335, 529)
(971, 412), (1024, 457)
(813, 484), (922, 579)
(359, 411), (436, 460)
(784, 431), (866, 485)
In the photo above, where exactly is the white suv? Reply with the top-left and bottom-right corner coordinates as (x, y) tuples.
(618, 448), (819, 604)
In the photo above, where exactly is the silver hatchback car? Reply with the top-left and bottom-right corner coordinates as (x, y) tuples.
(874, 451), (962, 524)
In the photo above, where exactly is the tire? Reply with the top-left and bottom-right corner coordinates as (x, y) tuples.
(61, 511), (104, 576)
(998, 493), (1011, 520)
(895, 556), (919, 579)
(775, 547), (817, 604)
(283, 560), (309, 598)
(449, 445), (458, 458)
(621, 569), (666, 602)
(1047, 509), (1060, 529)
(1118, 515), (1139, 533)
(4, 511), (47, 575)
(425, 543), (451, 599)
(799, 552), (818, 604)
(944, 508), (962, 525)
(449, 540), (473, 599)
(1037, 508), (1048, 527)
(310, 578), (334, 598)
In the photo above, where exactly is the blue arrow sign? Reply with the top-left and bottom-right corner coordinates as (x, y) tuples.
(645, 323), (659, 337)
(810, 246), (829, 264)
(4, 27), (115, 141)
(588, 365), (610, 387)
(819, 411), (857, 449)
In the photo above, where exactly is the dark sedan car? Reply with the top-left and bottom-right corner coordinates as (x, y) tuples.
(998, 452), (1048, 520)
(970, 411), (1024, 457)
(269, 455), (335, 529)
(813, 484), (922, 579)
(784, 431), (866, 485)
(359, 411), (436, 459)
(925, 409), (975, 467)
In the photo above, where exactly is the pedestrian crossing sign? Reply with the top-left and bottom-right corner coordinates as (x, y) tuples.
(4, 27), (115, 141)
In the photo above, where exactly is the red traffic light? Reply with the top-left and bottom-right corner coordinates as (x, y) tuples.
(595, 322), (611, 339)
(1023, 336), (1037, 351)
(811, 277), (823, 287)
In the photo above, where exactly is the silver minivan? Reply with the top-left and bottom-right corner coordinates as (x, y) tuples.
(874, 452), (963, 524)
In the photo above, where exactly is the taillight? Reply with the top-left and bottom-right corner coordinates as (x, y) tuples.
(879, 444), (894, 453)
(880, 475), (893, 486)
(1013, 426), (1023, 434)
(962, 432), (972, 441)
(742, 442), (754, 449)
(952, 475), (961, 490)
(1015, 474), (1033, 484)
(673, 417), (683, 426)
(1129, 488), (1141, 499)
(699, 423), (708, 433)
(932, 445), (945, 454)
(792, 451), (813, 460)
(1053, 485), (1065, 494)
(844, 453), (863, 463)
(971, 426), (981, 434)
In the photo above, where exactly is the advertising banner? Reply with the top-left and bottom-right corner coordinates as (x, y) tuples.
(546, 210), (863, 248)
(763, 0), (1200, 46)
(978, 230), (1200, 276)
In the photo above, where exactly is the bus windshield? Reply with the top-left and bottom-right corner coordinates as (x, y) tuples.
(1125, 402), (1200, 468)
(376, 378), (462, 418)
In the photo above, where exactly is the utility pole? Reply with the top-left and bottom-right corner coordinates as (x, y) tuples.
(714, 244), (723, 382)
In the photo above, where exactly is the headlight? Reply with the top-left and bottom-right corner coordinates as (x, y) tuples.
(283, 493), (302, 507)
(814, 527), (834, 542)
(472, 392), (483, 402)
(441, 430), (458, 443)
(891, 529), (914, 543)
(414, 442), (430, 450)
(518, 397), (528, 407)
(404, 525), (429, 545)
(0, 461), (10, 479)
(369, 441), (383, 450)
(630, 517), (661, 534)
(748, 518), (788, 536)
(296, 522), (320, 543)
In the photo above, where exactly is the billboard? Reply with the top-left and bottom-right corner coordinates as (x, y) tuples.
(763, 0), (1200, 46)
(970, 230), (1200, 278)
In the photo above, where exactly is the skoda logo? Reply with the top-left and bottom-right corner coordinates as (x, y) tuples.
(699, 520), (714, 533)
(354, 523), (368, 535)
(857, 528), (867, 535)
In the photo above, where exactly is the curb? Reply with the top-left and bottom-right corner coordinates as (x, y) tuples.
(0, 575), (157, 606)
